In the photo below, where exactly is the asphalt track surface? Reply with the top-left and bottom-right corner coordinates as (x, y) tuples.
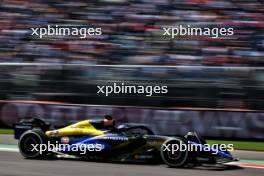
(0, 151), (263, 176)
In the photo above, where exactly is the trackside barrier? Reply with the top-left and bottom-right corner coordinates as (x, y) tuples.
(0, 101), (263, 139)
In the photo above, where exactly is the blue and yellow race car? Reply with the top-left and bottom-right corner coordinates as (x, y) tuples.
(14, 118), (238, 168)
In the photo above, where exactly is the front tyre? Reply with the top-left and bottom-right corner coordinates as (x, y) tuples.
(160, 138), (189, 167)
(18, 129), (47, 159)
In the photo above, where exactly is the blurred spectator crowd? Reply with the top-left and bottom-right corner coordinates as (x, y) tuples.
(0, 0), (264, 66)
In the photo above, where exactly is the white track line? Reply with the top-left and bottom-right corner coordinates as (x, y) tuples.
(1, 147), (263, 169)
(0, 147), (19, 152)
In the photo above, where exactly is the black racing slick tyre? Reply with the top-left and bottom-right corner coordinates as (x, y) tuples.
(18, 129), (47, 159)
(160, 138), (189, 168)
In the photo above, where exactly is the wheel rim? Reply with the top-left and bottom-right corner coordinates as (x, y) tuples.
(160, 138), (188, 167)
(19, 131), (43, 158)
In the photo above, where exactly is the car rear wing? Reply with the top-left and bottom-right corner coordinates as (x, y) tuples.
(13, 118), (51, 139)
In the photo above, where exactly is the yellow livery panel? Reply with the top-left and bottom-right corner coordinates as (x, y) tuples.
(45, 120), (104, 137)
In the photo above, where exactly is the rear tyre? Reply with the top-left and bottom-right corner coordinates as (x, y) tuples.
(160, 138), (189, 167)
(18, 129), (47, 159)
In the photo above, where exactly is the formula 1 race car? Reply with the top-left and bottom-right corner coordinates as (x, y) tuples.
(14, 118), (238, 168)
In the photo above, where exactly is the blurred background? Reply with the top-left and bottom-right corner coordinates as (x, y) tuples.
(0, 0), (263, 139)
(0, 0), (264, 109)
(1, 64), (264, 110)
(0, 0), (263, 65)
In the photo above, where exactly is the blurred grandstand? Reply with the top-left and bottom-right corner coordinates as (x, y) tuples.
(0, 0), (263, 65)
(0, 0), (264, 110)
(1, 64), (264, 110)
